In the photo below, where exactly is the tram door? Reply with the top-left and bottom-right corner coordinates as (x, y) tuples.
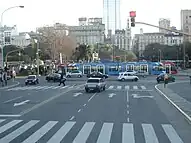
(83, 65), (91, 74)
(126, 64), (134, 71)
(97, 65), (105, 74)
(165, 64), (171, 74)
(140, 64), (148, 74)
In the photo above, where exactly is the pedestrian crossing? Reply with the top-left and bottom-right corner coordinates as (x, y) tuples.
(6, 85), (149, 91)
(0, 119), (184, 143)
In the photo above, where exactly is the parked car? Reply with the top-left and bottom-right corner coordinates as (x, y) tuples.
(46, 73), (61, 82)
(25, 75), (39, 85)
(156, 73), (175, 83)
(87, 72), (108, 79)
(85, 78), (106, 92)
(118, 72), (139, 81)
(125, 70), (137, 75)
(66, 70), (82, 78)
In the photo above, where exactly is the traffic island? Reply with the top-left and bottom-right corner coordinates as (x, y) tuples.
(155, 83), (191, 124)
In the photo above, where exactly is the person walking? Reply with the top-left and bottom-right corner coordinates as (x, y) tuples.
(164, 73), (168, 88)
(59, 73), (66, 86)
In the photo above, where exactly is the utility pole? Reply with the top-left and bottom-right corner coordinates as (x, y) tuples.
(37, 41), (40, 76)
(183, 34), (186, 69)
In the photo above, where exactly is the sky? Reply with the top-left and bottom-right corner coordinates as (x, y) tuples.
(0, 0), (191, 36)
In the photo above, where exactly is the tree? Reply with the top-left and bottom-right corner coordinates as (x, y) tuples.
(37, 26), (76, 61)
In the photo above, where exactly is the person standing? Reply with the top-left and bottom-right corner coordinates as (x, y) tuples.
(164, 73), (168, 88)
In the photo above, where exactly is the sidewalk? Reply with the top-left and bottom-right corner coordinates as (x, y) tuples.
(155, 82), (191, 123)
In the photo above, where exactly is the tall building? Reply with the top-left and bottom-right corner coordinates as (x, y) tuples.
(159, 18), (170, 34)
(181, 10), (191, 42)
(103, 0), (121, 36)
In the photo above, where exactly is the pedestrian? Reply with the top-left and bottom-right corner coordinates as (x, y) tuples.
(3, 71), (7, 86)
(59, 73), (66, 86)
(0, 71), (3, 87)
(164, 73), (168, 88)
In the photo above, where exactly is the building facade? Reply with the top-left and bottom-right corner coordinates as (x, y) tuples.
(103, 0), (121, 36)
(181, 10), (191, 42)
(114, 19), (131, 50)
(159, 18), (170, 33)
(11, 32), (31, 47)
(69, 18), (105, 45)
(164, 33), (183, 46)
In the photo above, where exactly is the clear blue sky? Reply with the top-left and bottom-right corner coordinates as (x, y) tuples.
(0, 0), (190, 35)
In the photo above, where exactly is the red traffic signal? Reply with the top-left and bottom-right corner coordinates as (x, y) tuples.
(130, 11), (136, 17)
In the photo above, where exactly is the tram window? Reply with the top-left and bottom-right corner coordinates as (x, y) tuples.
(109, 66), (121, 72)
(134, 66), (140, 71)
(126, 65), (134, 71)
(152, 66), (164, 71)
(91, 66), (97, 72)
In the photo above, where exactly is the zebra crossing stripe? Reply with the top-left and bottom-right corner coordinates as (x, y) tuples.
(0, 120), (23, 134)
(61, 85), (69, 89)
(22, 121), (58, 143)
(0, 120), (39, 143)
(141, 86), (146, 90)
(162, 124), (184, 143)
(0, 119), (5, 124)
(133, 86), (138, 90)
(51, 86), (60, 89)
(108, 86), (114, 89)
(117, 86), (122, 89)
(97, 123), (113, 143)
(125, 86), (130, 90)
(122, 123), (135, 143)
(72, 122), (95, 143)
(47, 121), (75, 143)
(142, 124), (159, 143)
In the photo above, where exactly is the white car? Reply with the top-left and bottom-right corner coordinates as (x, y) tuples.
(125, 70), (137, 75)
(85, 78), (106, 92)
(118, 72), (139, 81)
(66, 70), (82, 78)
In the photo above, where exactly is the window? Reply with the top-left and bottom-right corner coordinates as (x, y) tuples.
(87, 79), (99, 83)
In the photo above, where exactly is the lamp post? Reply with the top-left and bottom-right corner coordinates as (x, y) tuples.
(0, 5), (24, 68)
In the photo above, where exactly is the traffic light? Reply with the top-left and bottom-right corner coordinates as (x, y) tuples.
(131, 17), (135, 27)
(129, 11), (136, 27)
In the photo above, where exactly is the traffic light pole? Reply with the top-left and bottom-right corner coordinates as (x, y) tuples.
(134, 21), (191, 68)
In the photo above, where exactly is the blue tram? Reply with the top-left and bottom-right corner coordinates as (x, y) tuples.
(57, 61), (169, 76)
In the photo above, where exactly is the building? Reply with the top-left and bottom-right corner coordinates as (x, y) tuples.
(164, 33), (183, 46)
(69, 17), (105, 45)
(159, 18), (170, 33)
(181, 10), (191, 42)
(114, 19), (131, 50)
(103, 0), (121, 36)
(11, 32), (31, 47)
(0, 25), (18, 46)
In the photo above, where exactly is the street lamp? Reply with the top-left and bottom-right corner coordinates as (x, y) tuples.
(0, 5), (24, 68)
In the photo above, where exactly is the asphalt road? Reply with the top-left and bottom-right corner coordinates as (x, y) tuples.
(0, 76), (190, 142)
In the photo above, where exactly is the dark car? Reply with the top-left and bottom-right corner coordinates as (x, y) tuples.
(25, 75), (39, 85)
(156, 73), (175, 83)
(87, 72), (108, 79)
(46, 73), (61, 82)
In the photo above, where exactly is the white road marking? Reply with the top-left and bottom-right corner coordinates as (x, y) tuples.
(108, 86), (114, 89)
(22, 121), (58, 143)
(0, 120), (39, 143)
(133, 86), (138, 90)
(0, 119), (5, 124)
(83, 104), (86, 106)
(96, 123), (113, 143)
(122, 123), (135, 143)
(127, 110), (129, 114)
(88, 93), (96, 102)
(127, 104), (129, 108)
(3, 96), (23, 103)
(47, 121), (76, 143)
(78, 109), (81, 112)
(14, 100), (30, 107)
(108, 93), (116, 98)
(61, 85), (69, 89)
(0, 114), (21, 117)
(127, 118), (130, 122)
(117, 86), (122, 89)
(126, 90), (129, 103)
(142, 124), (159, 143)
(69, 116), (75, 120)
(141, 86), (146, 90)
(0, 120), (23, 134)
(125, 85), (130, 90)
(73, 92), (82, 97)
(162, 124), (184, 143)
(73, 122), (95, 143)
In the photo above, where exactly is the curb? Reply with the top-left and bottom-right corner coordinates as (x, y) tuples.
(155, 84), (191, 124)
(0, 81), (20, 90)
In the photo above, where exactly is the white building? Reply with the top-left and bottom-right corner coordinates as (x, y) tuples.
(0, 25), (18, 45)
(69, 17), (105, 45)
(159, 18), (170, 34)
(164, 33), (183, 46)
(181, 10), (191, 42)
(114, 19), (131, 50)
